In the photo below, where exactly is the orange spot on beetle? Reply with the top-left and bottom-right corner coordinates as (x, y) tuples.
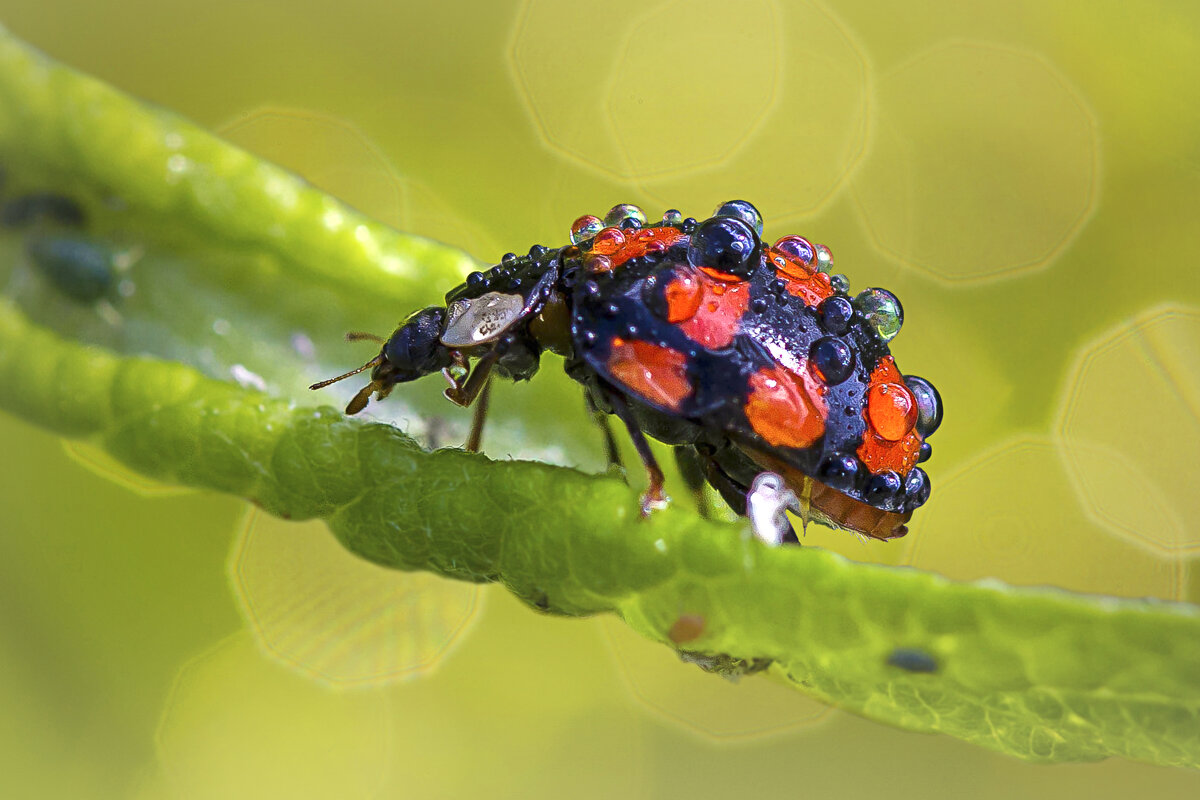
(675, 270), (750, 349)
(607, 337), (693, 411)
(766, 246), (834, 307)
(663, 271), (703, 323)
(867, 382), (918, 442)
(591, 226), (626, 256)
(857, 356), (923, 474)
(744, 365), (826, 449)
(604, 226), (685, 269)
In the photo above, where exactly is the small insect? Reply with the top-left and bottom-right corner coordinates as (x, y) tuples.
(312, 201), (942, 543)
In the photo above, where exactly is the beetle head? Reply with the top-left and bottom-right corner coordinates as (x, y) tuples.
(309, 307), (452, 414)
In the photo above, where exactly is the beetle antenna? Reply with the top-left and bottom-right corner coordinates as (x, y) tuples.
(308, 355), (383, 391)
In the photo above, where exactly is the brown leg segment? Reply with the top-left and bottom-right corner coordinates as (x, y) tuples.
(673, 446), (710, 518)
(444, 349), (498, 408)
(601, 386), (667, 516)
(464, 378), (492, 453)
(585, 393), (624, 472)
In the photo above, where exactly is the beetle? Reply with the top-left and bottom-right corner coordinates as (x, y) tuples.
(311, 201), (942, 542)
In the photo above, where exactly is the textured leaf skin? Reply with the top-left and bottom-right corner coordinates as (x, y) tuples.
(0, 26), (1199, 768)
(3, 302), (1200, 767)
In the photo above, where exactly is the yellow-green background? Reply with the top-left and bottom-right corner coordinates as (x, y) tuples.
(2, 0), (1200, 796)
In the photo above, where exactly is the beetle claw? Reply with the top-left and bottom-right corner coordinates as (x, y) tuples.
(639, 486), (670, 517)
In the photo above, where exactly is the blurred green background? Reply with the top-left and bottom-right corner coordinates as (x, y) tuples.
(2, 0), (1200, 796)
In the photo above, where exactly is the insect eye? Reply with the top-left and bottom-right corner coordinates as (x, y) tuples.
(439, 292), (526, 346)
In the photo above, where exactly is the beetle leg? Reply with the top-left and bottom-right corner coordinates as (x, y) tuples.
(441, 350), (470, 395)
(673, 446), (710, 518)
(444, 349), (498, 408)
(584, 393), (624, 473)
(601, 385), (667, 516)
(464, 378), (492, 453)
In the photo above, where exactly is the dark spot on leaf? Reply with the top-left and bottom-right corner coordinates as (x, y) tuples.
(887, 647), (938, 673)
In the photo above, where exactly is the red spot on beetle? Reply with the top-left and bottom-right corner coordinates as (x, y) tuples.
(604, 226), (685, 269)
(662, 270), (704, 323)
(674, 269), (750, 349)
(767, 246), (834, 308)
(607, 337), (693, 411)
(744, 364), (826, 449)
(857, 356), (922, 474)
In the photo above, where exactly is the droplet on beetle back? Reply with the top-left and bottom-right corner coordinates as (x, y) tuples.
(687, 216), (758, 279)
(855, 287), (904, 342)
(570, 215), (604, 245)
(809, 337), (855, 385)
(773, 235), (815, 268)
(814, 243), (833, 273)
(590, 226), (626, 256)
(866, 382), (918, 441)
(603, 203), (646, 229)
(904, 375), (943, 437)
(712, 199), (764, 236)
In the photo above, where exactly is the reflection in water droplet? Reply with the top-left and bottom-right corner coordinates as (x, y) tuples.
(570, 214), (604, 244)
(854, 288), (903, 342)
(603, 203), (646, 229)
(591, 227), (626, 256)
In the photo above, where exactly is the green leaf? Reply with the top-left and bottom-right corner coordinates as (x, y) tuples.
(0, 25), (1198, 769)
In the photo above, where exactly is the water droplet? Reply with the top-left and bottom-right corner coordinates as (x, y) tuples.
(817, 453), (860, 491)
(603, 203), (646, 229)
(818, 296), (853, 335)
(904, 467), (931, 507)
(773, 235), (815, 267)
(587, 254), (613, 273)
(661, 209), (683, 227)
(809, 337), (855, 385)
(904, 375), (943, 438)
(866, 382), (917, 441)
(814, 243), (834, 273)
(829, 274), (850, 295)
(866, 470), (903, 507)
(570, 214), (604, 244)
(854, 288), (904, 342)
(590, 227), (626, 256)
(688, 217), (757, 278)
(712, 199), (764, 236)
